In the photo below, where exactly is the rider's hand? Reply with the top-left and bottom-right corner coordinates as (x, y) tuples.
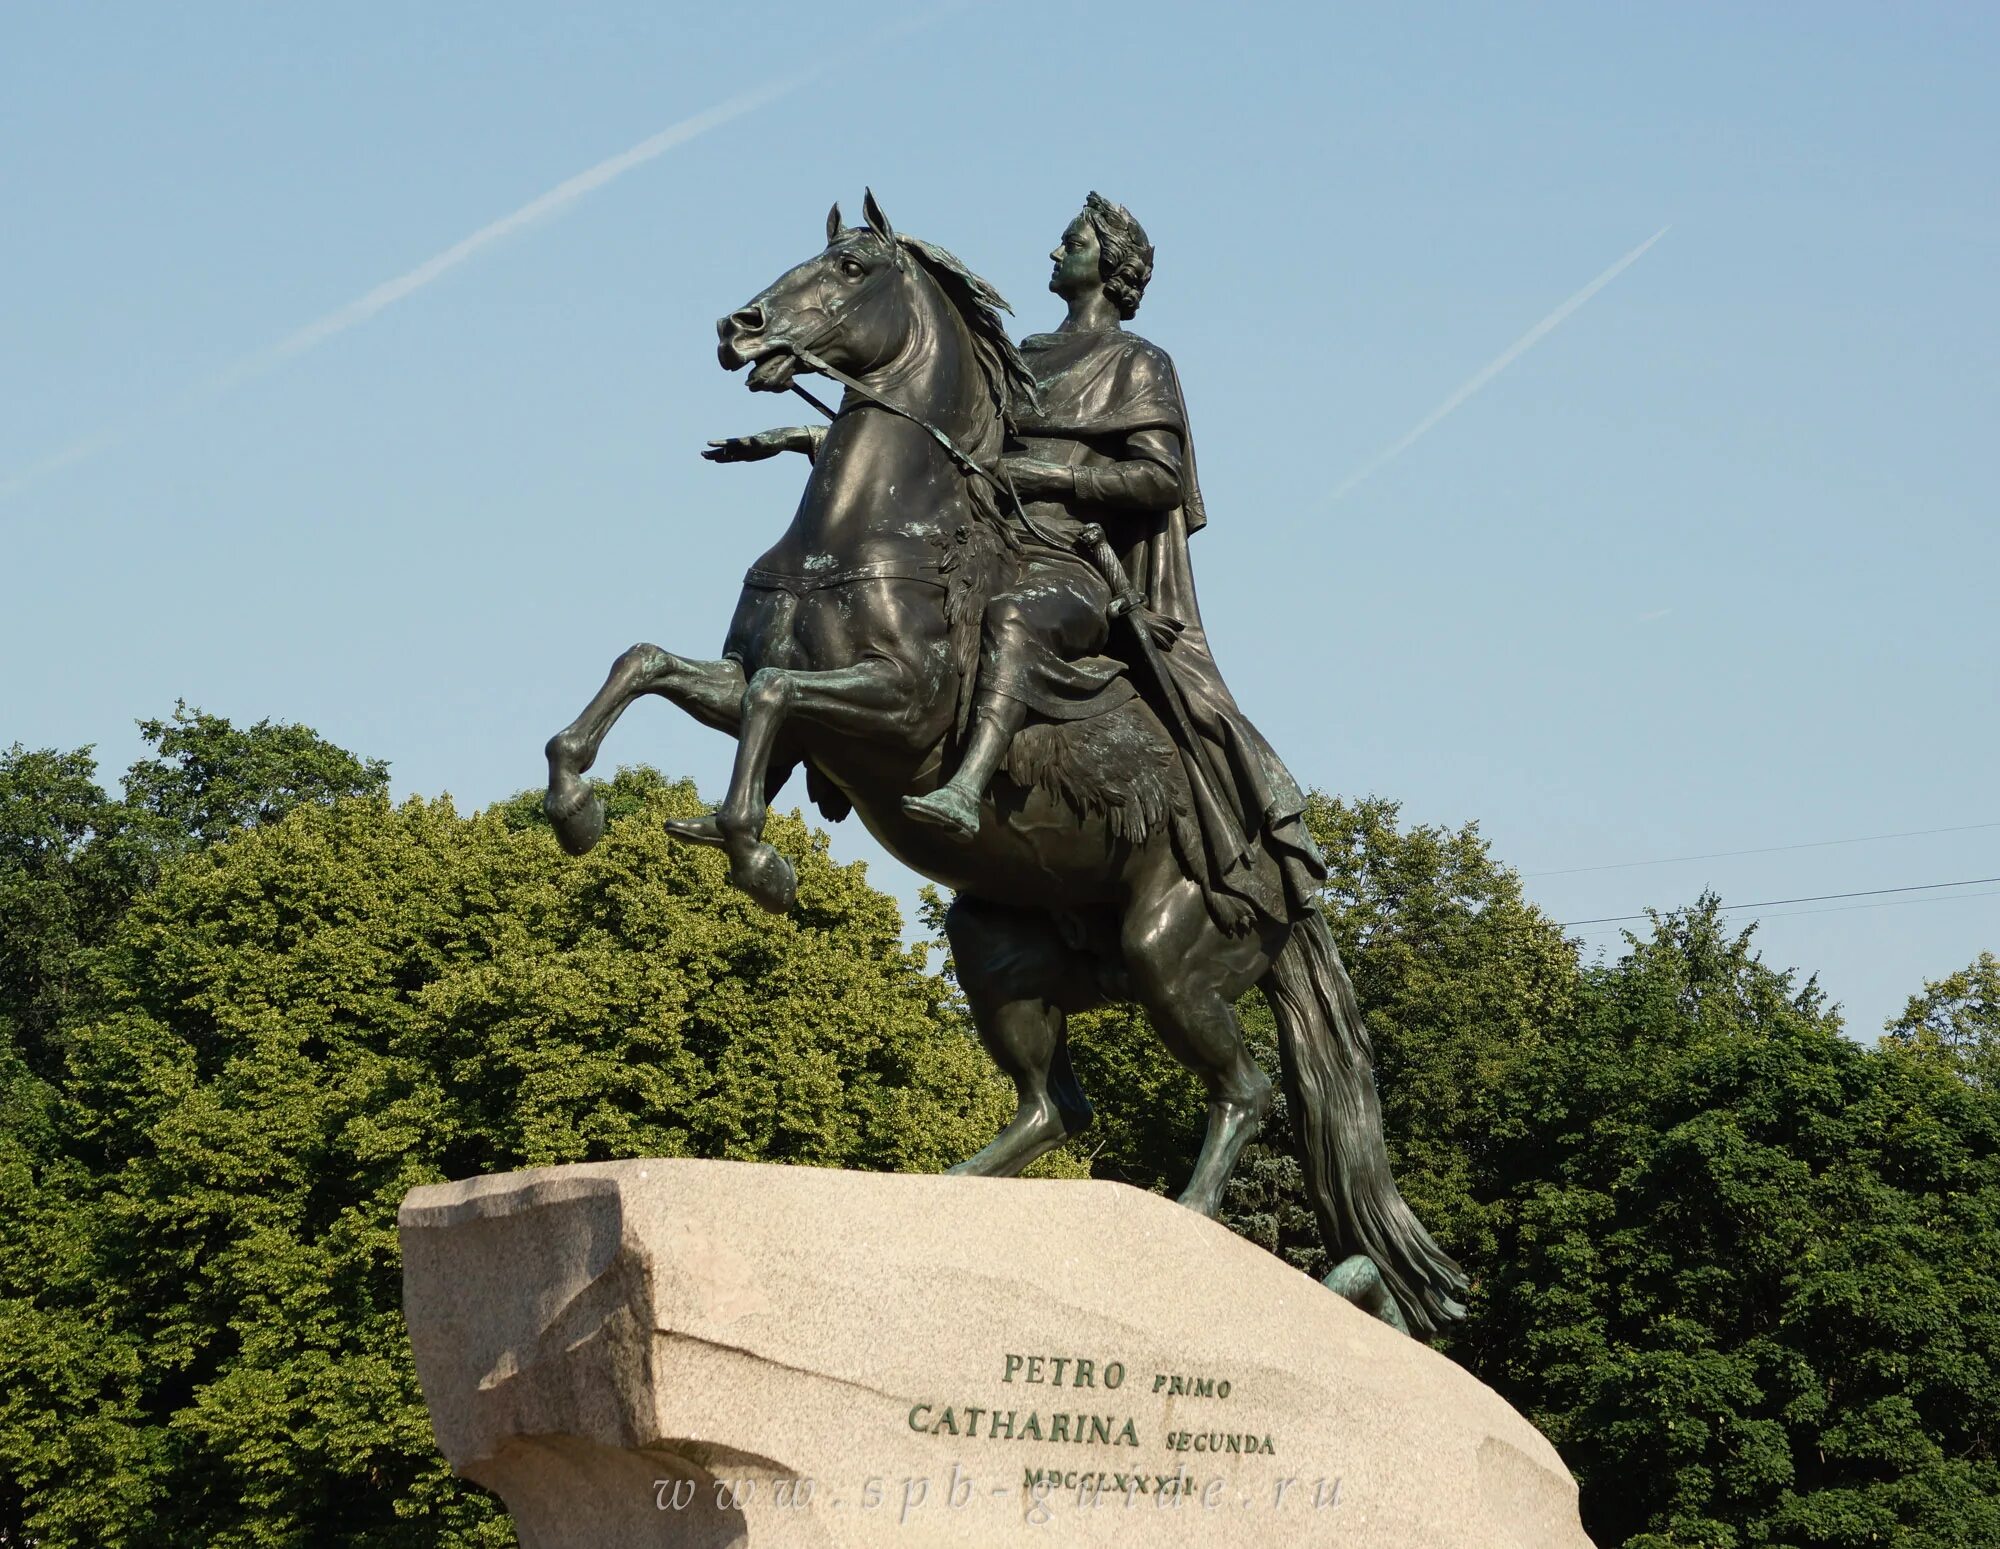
(702, 427), (810, 462)
(997, 454), (1075, 500)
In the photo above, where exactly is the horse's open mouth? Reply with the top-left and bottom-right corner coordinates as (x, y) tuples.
(746, 351), (800, 393)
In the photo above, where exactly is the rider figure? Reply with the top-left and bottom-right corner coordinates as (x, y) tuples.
(901, 191), (1185, 839)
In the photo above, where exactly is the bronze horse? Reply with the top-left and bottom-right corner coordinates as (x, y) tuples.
(543, 194), (1465, 1336)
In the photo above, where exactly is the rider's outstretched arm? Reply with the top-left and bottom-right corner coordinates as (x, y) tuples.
(702, 425), (827, 464)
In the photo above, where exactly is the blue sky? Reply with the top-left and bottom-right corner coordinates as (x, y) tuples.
(4, 2), (1994, 1036)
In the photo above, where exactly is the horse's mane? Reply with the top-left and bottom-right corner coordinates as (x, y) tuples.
(893, 234), (1040, 434)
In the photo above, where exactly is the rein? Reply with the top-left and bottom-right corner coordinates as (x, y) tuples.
(789, 345), (994, 488)
(774, 296), (1066, 549)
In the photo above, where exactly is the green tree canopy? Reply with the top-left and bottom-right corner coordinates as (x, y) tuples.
(1469, 904), (2000, 1548)
(118, 700), (390, 855)
(1068, 793), (1578, 1283)
(1884, 951), (2000, 1091)
(6, 713), (1997, 1548)
(2, 753), (1004, 1548)
(0, 744), (123, 1082)
(1, 705), (387, 1081)
(1073, 803), (2000, 1547)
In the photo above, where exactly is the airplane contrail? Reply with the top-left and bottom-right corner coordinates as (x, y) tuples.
(213, 79), (811, 390)
(1, 7), (956, 503)
(1328, 226), (1671, 504)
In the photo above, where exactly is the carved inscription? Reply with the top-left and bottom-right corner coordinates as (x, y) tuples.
(902, 1351), (1279, 1466)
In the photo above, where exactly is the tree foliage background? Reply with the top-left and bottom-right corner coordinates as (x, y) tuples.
(2, 707), (1994, 1547)
(0, 710), (1004, 1548)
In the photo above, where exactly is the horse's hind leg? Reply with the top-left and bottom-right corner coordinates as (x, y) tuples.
(1123, 877), (1274, 1218)
(944, 895), (1099, 1178)
(544, 644), (745, 855)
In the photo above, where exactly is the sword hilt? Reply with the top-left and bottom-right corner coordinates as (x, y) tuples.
(1078, 524), (1147, 617)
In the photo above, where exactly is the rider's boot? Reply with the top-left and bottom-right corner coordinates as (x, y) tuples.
(901, 695), (1026, 842)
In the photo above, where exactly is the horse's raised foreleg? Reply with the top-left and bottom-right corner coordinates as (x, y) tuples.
(544, 643), (746, 855)
(673, 657), (920, 913)
(943, 895), (1098, 1177)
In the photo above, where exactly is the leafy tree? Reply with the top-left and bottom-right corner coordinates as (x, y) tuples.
(1884, 951), (2000, 1091)
(3, 707), (398, 1546)
(1068, 793), (1578, 1284)
(0, 745), (123, 1081)
(9, 710), (1998, 1548)
(114, 700), (390, 869)
(1070, 802), (2000, 1547)
(1300, 793), (1580, 1271)
(1471, 904), (2000, 1548)
(1, 706), (385, 1079)
(2, 755), (1005, 1548)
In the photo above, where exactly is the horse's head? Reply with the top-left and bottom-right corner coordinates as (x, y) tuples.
(717, 189), (927, 393)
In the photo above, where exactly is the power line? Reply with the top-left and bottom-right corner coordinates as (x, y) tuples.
(1558, 875), (2000, 928)
(1754, 886), (2000, 925)
(1527, 821), (2000, 879)
(1570, 885), (2000, 938)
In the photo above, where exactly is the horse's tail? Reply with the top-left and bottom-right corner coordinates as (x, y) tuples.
(1260, 910), (1468, 1338)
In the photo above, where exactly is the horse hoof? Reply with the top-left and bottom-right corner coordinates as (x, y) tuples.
(731, 843), (797, 914)
(545, 785), (605, 856)
(1324, 1254), (1411, 1336)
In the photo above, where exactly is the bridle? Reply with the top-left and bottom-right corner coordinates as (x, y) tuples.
(757, 247), (1066, 548)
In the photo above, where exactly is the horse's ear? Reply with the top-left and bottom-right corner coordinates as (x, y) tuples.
(862, 187), (895, 246)
(825, 201), (842, 244)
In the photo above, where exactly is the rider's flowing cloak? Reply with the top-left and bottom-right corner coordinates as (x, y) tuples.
(1014, 329), (1327, 923)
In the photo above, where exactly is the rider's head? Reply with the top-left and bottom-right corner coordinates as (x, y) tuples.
(1081, 192), (1153, 320)
(1049, 194), (1153, 319)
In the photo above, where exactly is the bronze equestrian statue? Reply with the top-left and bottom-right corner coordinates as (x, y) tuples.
(543, 191), (1466, 1337)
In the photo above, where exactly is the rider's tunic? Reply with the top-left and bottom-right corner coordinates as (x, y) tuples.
(986, 327), (1327, 923)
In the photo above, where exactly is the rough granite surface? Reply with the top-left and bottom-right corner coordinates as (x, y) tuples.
(400, 1159), (1595, 1547)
